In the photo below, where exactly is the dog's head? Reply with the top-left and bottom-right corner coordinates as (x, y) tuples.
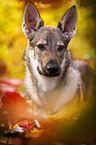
(23, 2), (77, 77)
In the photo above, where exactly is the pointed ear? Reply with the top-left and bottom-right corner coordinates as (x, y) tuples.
(57, 5), (77, 41)
(22, 2), (44, 38)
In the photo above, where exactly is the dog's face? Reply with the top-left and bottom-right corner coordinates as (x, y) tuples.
(23, 2), (77, 78)
(28, 26), (68, 77)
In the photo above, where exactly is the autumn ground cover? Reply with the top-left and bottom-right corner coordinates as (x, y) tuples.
(0, 78), (96, 145)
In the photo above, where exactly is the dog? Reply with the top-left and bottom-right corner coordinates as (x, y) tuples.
(22, 2), (93, 117)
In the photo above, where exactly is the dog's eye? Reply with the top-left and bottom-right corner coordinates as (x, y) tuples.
(30, 38), (33, 43)
(57, 45), (64, 52)
(37, 44), (45, 51)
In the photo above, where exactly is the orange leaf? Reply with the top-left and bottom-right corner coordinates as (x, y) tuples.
(1, 92), (30, 122)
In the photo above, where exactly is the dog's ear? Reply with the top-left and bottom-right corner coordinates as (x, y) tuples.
(22, 2), (44, 38)
(57, 5), (77, 41)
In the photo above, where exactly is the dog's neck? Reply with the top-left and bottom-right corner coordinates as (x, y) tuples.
(25, 60), (81, 115)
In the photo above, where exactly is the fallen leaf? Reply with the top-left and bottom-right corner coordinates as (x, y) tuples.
(1, 92), (30, 122)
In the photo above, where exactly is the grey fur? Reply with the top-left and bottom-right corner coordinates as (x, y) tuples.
(23, 3), (94, 116)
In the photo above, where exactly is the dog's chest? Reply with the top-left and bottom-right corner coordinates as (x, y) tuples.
(38, 72), (80, 114)
(25, 64), (81, 114)
(39, 86), (62, 104)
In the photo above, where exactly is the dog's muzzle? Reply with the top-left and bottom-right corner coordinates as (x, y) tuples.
(37, 60), (61, 77)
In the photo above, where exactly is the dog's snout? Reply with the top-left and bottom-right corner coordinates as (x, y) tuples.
(46, 60), (60, 77)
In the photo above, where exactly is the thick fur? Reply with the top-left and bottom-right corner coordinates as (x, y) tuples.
(23, 3), (93, 117)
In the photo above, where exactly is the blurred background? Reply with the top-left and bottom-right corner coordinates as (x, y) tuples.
(0, 0), (96, 79)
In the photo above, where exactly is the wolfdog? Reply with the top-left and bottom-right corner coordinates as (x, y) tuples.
(22, 2), (93, 117)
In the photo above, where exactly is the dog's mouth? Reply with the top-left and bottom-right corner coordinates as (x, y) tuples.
(37, 66), (61, 77)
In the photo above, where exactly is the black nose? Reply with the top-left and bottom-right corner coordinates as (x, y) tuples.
(46, 60), (60, 77)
